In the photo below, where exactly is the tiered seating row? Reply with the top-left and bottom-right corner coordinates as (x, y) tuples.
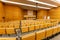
(0, 28), (16, 35)
(21, 19), (58, 33)
(0, 20), (20, 35)
(0, 20), (20, 40)
(0, 19), (59, 40)
(20, 25), (60, 40)
(20, 19), (59, 40)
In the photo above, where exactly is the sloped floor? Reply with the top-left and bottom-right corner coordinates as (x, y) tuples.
(50, 34), (60, 40)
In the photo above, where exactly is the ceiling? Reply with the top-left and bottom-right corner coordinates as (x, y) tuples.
(1, 0), (60, 10)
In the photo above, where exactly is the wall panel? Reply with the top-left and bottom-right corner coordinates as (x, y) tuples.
(37, 9), (47, 19)
(5, 4), (23, 21)
(48, 7), (60, 19)
(0, 2), (4, 22)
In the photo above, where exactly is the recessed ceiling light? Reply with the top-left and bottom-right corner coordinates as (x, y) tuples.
(1, 0), (50, 9)
(28, 0), (58, 7)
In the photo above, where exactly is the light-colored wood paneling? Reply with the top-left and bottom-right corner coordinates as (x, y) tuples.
(0, 2), (4, 22)
(5, 4), (23, 21)
(48, 7), (60, 19)
(37, 9), (47, 19)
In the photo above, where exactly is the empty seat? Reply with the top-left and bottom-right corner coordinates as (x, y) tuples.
(28, 25), (34, 31)
(0, 23), (6, 34)
(8, 24), (14, 28)
(47, 23), (51, 27)
(57, 26), (60, 33)
(45, 28), (53, 38)
(21, 27), (28, 33)
(53, 22), (57, 26)
(59, 26), (60, 32)
(40, 24), (45, 29)
(44, 24), (47, 28)
(34, 21), (40, 30)
(4, 22), (9, 28)
(21, 20), (28, 27)
(34, 25), (40, 30)
(49, 23), (52, 27)
(20, 32), (35, 40)
(13, 21), (20, 29)
(5, 24), (9, 28)
(6, 28), (16, 34)
(53, 27), (58, 35)
(0, 28), (5, 34)
(0, 37), (17, 40)
(36, 30), (46, 40)
(54, 22), (57, 26)
(14, 23), (20, 29)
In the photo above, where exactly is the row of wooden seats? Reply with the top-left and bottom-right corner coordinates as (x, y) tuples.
(0, 20), (20, 35)
(0, 20), (20, 29)
(21, 20), (59, 33)
(0, 20), (58, 40)
(0, 28), (16, 35)
(21, 20), (58, 27)
(0, 37), (17, 40)
(21, 25), (46, 33)
(21, 24), (58, 33)
(20, 26), (60, 40)
(0, 20), (57, 34)
(0, 20), (58, 34)
(38, 19), (58, 27)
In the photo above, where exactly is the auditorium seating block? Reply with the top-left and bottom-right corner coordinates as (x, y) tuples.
(0, 19), (59, 40)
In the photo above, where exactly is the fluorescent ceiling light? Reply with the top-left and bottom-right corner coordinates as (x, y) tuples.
(1, 0), (50, 9)
(28, 0), (58, 7)
(51, 0), (60, 3)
